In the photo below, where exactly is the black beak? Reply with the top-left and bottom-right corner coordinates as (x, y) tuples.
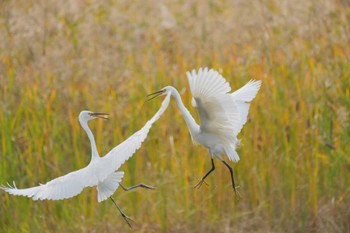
(89, 112), (109, 120)
(146, 90), (165, 101)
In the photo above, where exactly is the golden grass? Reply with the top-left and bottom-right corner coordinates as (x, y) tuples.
(1, 0), (349, 232)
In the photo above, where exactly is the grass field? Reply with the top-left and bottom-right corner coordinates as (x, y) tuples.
(1, 0), (349, 232)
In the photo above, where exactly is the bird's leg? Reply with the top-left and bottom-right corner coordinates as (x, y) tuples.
(120, 183), (155, 191)
(221, 160), (240, 196)
(110, 197), (135, 228)
(194, 158), (215, 189)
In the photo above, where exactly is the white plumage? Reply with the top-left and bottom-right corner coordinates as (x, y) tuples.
(187, 68), (241, 144)
(231, 79), (262, 133)
(1, 93), (171, 226)
(148, 67), (261, 194)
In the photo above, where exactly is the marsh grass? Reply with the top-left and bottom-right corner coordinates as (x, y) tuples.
(0, 0), (349, 232)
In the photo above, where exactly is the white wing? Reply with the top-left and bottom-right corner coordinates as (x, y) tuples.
(95, 93), (171, 181)
(1, 167), (95, 201)
(231, 80), (261, 133)
(187, 68), (241, 141)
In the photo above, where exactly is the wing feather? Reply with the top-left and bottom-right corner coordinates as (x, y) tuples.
(1, 167), (93, 200)
(188, 68), (261, 138)
(231, 80), (262, 102)
(187, 68), (241, 140)
(96, 93), (171, 181)
(231, 80), (261, 131)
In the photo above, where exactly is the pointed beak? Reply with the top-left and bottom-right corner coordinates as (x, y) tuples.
(89, 112), (109, 120)
(146, 89), (166, 101)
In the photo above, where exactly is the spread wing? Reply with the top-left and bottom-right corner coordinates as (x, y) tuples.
(1, 167), (94, 200)
(95, 93), (171, 181)
(231, 79), (262, 133)
(187, 68), (241, 140)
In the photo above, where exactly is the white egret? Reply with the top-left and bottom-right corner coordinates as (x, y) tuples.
(147, 67), (261, 194)
(1, 93), (171, 227)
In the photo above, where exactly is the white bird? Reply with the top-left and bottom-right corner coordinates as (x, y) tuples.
(147, 67), (261, 194)
(1, 93), (171, 227)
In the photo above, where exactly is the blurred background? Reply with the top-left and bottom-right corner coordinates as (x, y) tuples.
(0, 0), (349, 232)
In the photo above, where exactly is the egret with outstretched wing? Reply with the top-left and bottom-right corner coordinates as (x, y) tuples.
(1, 93), (171, 227)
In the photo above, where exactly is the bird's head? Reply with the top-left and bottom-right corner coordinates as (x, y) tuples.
(147, 86), (176, 101)
(79, 111), (109, 123)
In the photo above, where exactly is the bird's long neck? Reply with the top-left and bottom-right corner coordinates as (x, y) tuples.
(171, 89), (200, 136)
(80, 121), (100, 160)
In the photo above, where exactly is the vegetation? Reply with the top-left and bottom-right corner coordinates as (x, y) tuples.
(0, 0), (349, 232)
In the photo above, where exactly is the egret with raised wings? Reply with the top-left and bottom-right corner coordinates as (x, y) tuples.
(147, 68), (261, 195)
(1, 93), (171, 227)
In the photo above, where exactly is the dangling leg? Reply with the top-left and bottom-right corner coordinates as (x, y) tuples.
(120, 183), (155, 191)
(221, 160), (240, 196)
(194, 158), (215, 189)
(110, 197), (135, 228)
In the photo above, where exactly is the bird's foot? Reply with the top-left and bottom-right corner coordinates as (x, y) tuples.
(138, 184), (155, 190)
(110, 197), (135, 228)
(233, 185), (242, 199)
(120, 183), (156, 191)
(120, 212), (135, 228)
(194, 179), (209, 189)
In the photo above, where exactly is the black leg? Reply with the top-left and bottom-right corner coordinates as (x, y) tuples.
(120, 183), (155, 191)
(222, 160), (239, 195)
(110, 197), (135, 228)
(194, 158), (215, 189)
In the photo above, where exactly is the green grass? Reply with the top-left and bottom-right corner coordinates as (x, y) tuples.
(1, 0), (349, 232)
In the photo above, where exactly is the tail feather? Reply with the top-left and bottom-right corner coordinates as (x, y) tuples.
(96, 171), (124, 202)
(224, 145), (240, 162)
